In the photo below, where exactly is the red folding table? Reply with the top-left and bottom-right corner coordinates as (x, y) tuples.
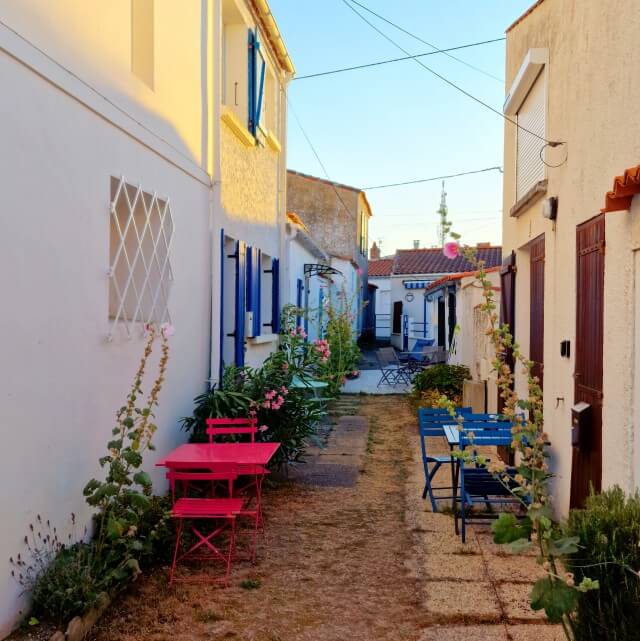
(156, 442), (281, 470)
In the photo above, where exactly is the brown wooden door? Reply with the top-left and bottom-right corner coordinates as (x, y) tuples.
(571, 214), (605, 508)
(530, 235), (545, 390)
(498, 252), (517, 413)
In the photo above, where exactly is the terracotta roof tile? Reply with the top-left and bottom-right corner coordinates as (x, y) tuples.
(602, 164), (640, 213)
(392, 247), (502, 276)
(424, 266), (500, 294)
(368, 258), (393, 277)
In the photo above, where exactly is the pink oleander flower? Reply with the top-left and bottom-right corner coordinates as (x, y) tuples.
(352, 370), (358, 376)
(282, 362), (289, 370)
(443, 242), (459, 260)
(280, 386), (289, 396)
(262, 401), (271, 409)
(259, 424), (269, 432)
(265, 390), (276, 401)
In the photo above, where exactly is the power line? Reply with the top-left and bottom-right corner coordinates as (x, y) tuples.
(287, 97), (359, 223)
(346, 0), (503, 82)
(364, 167), (503, 190)
(340, 0), (564, 148)
(294, 37), (505, 81)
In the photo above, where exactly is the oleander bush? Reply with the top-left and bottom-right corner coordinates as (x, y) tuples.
(564, 487), (640, 641)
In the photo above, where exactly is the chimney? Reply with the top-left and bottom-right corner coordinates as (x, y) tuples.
(413, 240), (420, 249)
(370, 241), (380, 260)
(476, 242), (491, 248)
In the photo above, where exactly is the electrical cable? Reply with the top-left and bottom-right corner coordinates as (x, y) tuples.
(364, 167), (502, 190)
(346, 0), (503, 82)
(294, 37), (505, 81)
(340, 0), (565, 149)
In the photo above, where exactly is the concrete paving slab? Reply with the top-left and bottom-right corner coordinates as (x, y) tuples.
(424, 580), (501, 622)
(507, 624), (564, 640)
(341, 369), (411, 394)
(497, 582), (546, 621)
(420, 625), (508, 641)
(424, 553), (487, 581)
(485, 554), (544, 583)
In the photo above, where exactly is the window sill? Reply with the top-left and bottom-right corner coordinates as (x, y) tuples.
(510, 179), (548, 218)
(221, 108), (255, 148)
(266, 131), (282, 153)
(247, 333), (279, 345)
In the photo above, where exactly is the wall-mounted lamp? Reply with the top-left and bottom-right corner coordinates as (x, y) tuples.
(543, 196), (558, 220)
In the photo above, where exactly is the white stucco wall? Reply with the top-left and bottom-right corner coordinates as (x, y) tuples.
(0, 49), (212, 635)
(369, 276), (390, 338)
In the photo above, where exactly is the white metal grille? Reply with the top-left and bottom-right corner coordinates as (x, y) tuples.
(516, 72), (546, 200)
(107, 177), (174, 340)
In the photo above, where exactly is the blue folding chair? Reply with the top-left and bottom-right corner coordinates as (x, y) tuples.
(417, 407), (472, 512)
(455, 429), (524, 543)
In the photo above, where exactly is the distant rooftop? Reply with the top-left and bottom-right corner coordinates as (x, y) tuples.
(392, 246), (502, 276)
(368, 258), (394, 277)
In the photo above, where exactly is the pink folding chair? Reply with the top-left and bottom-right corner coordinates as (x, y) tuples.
(167, 466), (244, 586)
(206, 417), (268, 560)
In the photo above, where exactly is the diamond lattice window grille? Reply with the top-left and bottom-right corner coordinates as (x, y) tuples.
(107, 177), (174, 340)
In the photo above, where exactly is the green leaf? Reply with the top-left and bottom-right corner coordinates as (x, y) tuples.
(133, 471), (152, 489)
(98, 456), (113, 467)
(129, 492), (150, 511)
(107, 439), (123, 451)
(83, 478), (101, 497)
(509, 538), (533, 554)
(492, 513), (532, 544)
(131, 539), (144, 551)
(577, 577), (600, 593)
(549, 536), (580, 556)
(106, 516), (125, 540)
(28, 617), (39, 626)
(123, 449), (143, 467)
(530, 577), (578, 622)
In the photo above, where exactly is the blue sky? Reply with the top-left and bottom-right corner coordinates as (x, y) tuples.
(269, 0), (533, 255)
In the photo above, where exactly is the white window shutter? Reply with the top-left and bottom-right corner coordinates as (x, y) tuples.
(516, 73), (545, 200)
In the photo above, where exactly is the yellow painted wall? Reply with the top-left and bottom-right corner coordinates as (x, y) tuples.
(502, 0), (640, 512)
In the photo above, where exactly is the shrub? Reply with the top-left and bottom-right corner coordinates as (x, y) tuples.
(181, 310), (327, 468)
(565, 487), (640, 640)
(412, 364), (471, 397)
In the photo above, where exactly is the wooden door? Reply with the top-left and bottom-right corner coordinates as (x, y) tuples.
(498, 252), (517, 413)
(530, 235), (545, 389)
(447, 291), (457, 347)
(571, 214), (605, 507)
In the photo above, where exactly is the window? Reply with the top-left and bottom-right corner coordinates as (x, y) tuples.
(131, 0), (154, 89)
(392, 301), (403, 334)
(516, 71), (545, 200)
(108, 177), (174, 339)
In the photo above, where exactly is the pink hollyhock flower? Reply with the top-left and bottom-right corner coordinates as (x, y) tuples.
(160, 322), (175, 337)
(443, 242), (459, 260)
(356, 267), (363, 276)
(259, 425), (269, 432)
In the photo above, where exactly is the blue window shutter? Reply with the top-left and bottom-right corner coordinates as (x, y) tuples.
(253, 249), (261, 336)
(246, 245), (254, 313)
(318, 288), (325, 337)
(296, 278), (303, 326)
(247, 30), (256, 134)
(235, 240), (246, 366)
(271, 257), (280, 333)
(219, 229), (225, 381)
(255, 44), (266, 132)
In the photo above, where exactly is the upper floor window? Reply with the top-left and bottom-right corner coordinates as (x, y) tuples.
(131, 0), (154, 89)
(504, 49), (548, 204)
(516, 71), (545, 201)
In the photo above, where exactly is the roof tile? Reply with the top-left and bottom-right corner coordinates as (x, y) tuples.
(368, 258), (393, 277)
(392, 247), (502, 275)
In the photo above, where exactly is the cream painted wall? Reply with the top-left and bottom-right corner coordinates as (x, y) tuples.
(1, 0), (208, 169)
(502, 0), (640, 513)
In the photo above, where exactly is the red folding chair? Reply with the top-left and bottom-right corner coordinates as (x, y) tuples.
(206, 417), (268, 560)
(167, 467), (243, 586)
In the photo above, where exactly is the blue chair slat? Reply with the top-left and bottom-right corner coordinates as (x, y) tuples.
(456, 428), (523, 543)
(419, 406), (472, 415)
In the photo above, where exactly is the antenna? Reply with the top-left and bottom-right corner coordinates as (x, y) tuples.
(436, 181), (450, 246)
